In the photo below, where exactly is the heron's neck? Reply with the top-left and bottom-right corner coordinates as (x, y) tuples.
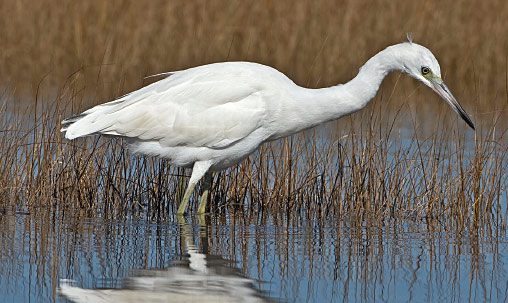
(291, 47), (403, 130)
(342, 47), (403, 108)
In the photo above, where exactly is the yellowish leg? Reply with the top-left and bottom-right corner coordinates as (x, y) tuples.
(177, 182), (196, 215)
(176, 161), (211, 216)
(197, 173), (212, 214)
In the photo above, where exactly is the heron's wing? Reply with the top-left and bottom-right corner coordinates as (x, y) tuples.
(108, 84), (266, 148)
(64, 64), (269, 149)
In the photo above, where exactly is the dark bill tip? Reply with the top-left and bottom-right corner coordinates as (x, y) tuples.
(458, 109), (475, 130)
(433, 82), (475, 131)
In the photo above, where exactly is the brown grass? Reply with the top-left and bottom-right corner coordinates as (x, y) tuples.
(2, 0), (508, 111)
(0, 0), (507, 232)
(1, 88), (506, 235)
(1, 3), (508, 302)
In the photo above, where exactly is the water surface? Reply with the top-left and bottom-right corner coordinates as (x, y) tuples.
(1, 208), (507, 302)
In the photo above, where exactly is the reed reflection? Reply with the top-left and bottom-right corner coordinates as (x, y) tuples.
(59, 215), (270, 303)
(0, 208), (506, 302)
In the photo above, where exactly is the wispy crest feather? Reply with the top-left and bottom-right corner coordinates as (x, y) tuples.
(406, 32), (414, 44)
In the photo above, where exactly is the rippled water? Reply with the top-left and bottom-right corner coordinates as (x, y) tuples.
(1, 208), (507, 303)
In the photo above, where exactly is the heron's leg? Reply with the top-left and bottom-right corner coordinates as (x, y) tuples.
(197, 172), (212, 214)
(177, 182), (196, 216)
(177, 161), (212, 215)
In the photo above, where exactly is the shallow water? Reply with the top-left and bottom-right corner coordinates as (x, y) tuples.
(1, 208), (507, 303)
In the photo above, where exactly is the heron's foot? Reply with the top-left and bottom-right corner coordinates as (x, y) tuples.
(176, 214), (187, 225)
(197, 189), (209, 214)
(176, 202), (187, 216)
(197, 213), (207, 226)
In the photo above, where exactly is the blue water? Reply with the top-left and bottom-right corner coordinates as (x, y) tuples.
(1, 209), (507, 303)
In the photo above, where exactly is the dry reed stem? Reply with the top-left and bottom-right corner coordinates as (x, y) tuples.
(0, 0), (506, 239)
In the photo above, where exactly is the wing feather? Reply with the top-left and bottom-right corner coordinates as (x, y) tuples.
(64, 62), (271, 149)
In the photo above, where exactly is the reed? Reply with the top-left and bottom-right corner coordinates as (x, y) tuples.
(0, 0), (507, 231)
(0, 87), (506, 235)
(2, 0), (508, 112)
(1, 2), (507, 301)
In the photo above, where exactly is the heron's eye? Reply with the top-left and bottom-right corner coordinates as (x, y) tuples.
(421, 66), (431, 75)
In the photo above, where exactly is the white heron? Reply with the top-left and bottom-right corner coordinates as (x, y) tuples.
(62, 40), (475, 215)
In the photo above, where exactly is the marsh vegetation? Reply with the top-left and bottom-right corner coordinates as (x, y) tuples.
(0, 0), (507, 302)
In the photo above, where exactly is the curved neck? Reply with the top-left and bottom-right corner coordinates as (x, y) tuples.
(343, 46), (403, 108)
(286, 46), (404, 133)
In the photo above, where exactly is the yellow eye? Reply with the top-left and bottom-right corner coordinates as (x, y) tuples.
(421, 66), (431, 75)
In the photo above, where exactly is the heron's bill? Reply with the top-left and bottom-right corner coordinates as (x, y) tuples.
(431, 80), (475, 130)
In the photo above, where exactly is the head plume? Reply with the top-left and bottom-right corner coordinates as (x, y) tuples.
(406, 32), (414, 44)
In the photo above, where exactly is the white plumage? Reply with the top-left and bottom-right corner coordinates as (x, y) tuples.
(62, 42), (474, 215)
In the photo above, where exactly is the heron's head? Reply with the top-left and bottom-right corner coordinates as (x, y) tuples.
(388, 42), (475, 130)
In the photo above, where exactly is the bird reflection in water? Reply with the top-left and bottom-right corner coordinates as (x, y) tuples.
(59, 216), (270, 303)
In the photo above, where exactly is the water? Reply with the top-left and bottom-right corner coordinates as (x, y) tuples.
(1, 208), (507, 303)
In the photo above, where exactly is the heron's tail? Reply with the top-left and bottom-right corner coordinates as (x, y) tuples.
(60, 114), (85, 132)
(61, 113), (106, 140)
(60, 99), (125, 139)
